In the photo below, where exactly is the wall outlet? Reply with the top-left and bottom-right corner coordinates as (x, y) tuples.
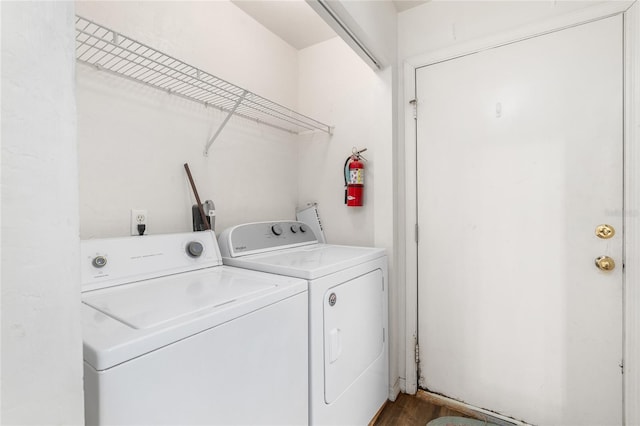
(131, 209), (148, 235)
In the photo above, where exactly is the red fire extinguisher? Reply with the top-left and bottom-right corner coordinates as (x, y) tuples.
(344, 147), (367, 207)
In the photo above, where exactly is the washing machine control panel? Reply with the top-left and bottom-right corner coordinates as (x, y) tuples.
(81, 230), (222, 292)
(219, 221), (318, 258)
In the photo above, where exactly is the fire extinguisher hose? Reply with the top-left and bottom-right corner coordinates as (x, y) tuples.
(343, 155), (351, 204)
(343, 155), (351, 186)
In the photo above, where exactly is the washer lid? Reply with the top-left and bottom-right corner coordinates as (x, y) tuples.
(82, 266), (307, 370)
(84, 268), (276, 330)
(222, 244), (386, 280)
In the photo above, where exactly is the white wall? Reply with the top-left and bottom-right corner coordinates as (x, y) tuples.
(624, 2), (640, 425)
(298, 37), (398, 396)
(399, 1), (611, 60)
(76, 1), (301, 238)
(1, 2), (84, 424)
(297, 38), (376, 247)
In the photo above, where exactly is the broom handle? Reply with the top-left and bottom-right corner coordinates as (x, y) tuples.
(184, 163), (211, 231)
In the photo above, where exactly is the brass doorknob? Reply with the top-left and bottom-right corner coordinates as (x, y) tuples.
(595, 256), (616, 271)
(595, 224), (615, 239)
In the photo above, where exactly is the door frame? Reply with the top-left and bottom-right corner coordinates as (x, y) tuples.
(401, 2), (640, 424)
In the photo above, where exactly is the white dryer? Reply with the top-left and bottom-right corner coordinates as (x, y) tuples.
(81, 230), (308, 425)
(218, 221), (389, 425)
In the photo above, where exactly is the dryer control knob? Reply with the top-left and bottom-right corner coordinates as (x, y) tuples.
(186, 241), (204, 257)
(271, 224), (283, 236)
(299, 224), (309, 233)
(92, 255), (107, 268)
(290, 224), (299, 233)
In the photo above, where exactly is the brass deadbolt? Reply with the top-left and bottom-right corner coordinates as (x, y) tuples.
(595, 224), (615, 239)
(595, 256), (616, 272)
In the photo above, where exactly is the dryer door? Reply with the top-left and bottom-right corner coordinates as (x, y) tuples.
(323, 269), (384, 403)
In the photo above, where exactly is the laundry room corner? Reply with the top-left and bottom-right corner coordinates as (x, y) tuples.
(3, 0), (403, 423)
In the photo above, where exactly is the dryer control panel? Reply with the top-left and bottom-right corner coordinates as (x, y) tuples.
(218, 221), (318, 258)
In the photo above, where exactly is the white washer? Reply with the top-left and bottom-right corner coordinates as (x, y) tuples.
(81, 230), (308, 426)
(218, 221), (389, 426)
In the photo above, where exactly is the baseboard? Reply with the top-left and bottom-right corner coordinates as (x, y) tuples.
(368, 399), (389, 426)
(389, 377), (402, 401)
(417, 390), (530, 426)
(370, 379), (402, 426)
(399, 376), (407, 394)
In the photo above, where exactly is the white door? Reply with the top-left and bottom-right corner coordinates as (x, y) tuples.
(416, 15), (623, 425)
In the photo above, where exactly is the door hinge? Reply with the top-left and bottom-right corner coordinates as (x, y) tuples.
(415, 223), (419, 243)
(620, 359), (624, 375)
(415, 343), (420, 364)
(410, 99), (417, 119)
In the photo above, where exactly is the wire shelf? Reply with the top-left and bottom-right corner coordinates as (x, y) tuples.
(75, 15), (333, 137)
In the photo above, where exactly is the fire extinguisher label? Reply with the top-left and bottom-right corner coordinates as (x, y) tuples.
(349, 169), (363, 184)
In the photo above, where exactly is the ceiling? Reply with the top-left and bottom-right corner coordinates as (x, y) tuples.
(230, 0), (428, 50)
(392, 0), (429, 12)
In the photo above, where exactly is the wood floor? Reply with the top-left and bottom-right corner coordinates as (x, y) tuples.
(371, 391), (479, 426)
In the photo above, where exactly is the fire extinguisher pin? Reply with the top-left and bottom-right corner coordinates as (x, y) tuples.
(352, 147), (368, 161)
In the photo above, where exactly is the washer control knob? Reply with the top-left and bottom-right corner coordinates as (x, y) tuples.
(290, 224), (299, 233)
(271, 224), (283, 236)
(186, 241), (204, 258)
(92, 256), (107, 268)
(299, 224), (309, 233)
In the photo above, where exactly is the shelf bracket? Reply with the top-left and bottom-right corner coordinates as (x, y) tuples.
(204, 90), (248, 156)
